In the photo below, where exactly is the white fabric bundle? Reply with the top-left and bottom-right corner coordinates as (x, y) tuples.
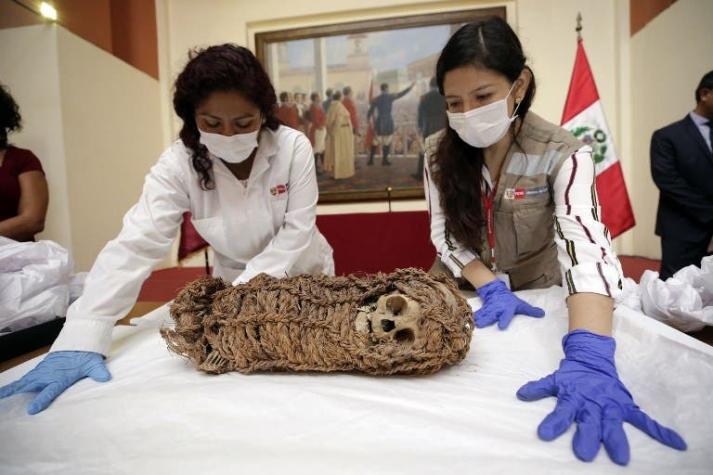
(640, 256), (713, 332)
(0, 237), (85, 334)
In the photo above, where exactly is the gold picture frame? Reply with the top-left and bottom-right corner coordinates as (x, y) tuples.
(255, 7), (506, 203)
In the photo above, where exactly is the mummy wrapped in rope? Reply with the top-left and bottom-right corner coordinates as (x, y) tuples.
(161, 268), (473, 376)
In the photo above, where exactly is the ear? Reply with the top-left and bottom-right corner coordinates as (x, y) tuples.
(514, 68), (532, 104)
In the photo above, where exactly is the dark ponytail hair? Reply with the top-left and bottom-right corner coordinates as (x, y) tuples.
(432, 16), (536, 253)
(0, 83), (22, 150)
(173, 44), (280, 190)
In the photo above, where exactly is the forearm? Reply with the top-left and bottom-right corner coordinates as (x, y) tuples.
(567, 292), (613, 336)
(0, 214), (44, 240)
(462, 259), (496, 289)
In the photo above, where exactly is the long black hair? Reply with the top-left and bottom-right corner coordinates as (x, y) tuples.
(0, 83), (22, 150)
(173, 44), (280, 189)
(432, 17), (536, 253)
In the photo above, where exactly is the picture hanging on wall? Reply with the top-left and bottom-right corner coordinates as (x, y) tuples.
(255, 6), (507, 203)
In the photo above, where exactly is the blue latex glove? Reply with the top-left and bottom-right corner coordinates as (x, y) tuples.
(0, 351), (111, 415)
(474, 279), (545, 329)
(517, 330), (686, 465)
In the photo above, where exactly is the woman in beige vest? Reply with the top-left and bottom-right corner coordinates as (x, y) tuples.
(425, 17), (685, 465)
(324, 91), (355, 180)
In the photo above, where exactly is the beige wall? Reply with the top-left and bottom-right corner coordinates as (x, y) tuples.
(0, 25), (73, 251)
(0, 25), (165, 271)
(56, 26), (165, 270)
(629, 0), (713, 259)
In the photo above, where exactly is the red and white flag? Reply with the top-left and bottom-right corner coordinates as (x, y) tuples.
(561, 38), (635, 238)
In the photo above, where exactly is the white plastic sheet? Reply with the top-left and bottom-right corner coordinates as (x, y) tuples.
(0, 237), (78, 334)
(673, 256), (713, 307)
(640, 256), (713, 333)
(1, 286), (712, 474)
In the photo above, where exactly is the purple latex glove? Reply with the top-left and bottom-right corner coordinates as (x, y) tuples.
(474, 279), (545, 330)
(517, 329), (687, 465)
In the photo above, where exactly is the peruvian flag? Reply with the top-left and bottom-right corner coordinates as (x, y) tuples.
(561, 38), (635, 238)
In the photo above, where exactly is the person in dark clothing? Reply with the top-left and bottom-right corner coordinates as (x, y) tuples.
(322, 88), (333, 114)
(651, 70), (713, 279)
(367, 82), (414, 166)
(414, 76), (446, 180)
(0, 83), (49, 242)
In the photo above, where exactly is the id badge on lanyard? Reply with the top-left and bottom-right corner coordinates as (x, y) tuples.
(481, 178), (511, 290)
(481, 178), (498, 272)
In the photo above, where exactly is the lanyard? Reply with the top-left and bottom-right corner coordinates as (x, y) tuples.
(481, 177), (498, 272)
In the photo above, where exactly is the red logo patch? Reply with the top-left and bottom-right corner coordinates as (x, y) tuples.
(270, 183), (289, 196)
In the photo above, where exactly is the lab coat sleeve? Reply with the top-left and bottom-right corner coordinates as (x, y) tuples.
(424, 139), (479, 278)
(552, 148), (623, 299)
(235, 134), (318, 283)
(50, 149), (190, 355)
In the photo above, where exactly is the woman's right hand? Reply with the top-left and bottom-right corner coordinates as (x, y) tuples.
(474, 279), (545, 330)
(0, 351), (111, 415)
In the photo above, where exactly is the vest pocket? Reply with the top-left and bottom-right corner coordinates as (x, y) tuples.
(508, 252), (561, 291)
(493, 210), (517, 270)
(513, 206), (553, 259)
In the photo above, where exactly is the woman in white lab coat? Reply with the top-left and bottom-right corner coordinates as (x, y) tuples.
(0, 44), (334, 415)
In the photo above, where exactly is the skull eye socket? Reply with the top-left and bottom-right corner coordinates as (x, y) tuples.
(394, 329), (415, 344)
(386, 295), (407, 316)
(381, 319), (396, 332)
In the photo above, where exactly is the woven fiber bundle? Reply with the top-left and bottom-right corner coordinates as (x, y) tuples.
(161, 268), (473, 375)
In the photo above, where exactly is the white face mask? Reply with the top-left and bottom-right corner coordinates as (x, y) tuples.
(446, 83), (520, 148)
(199, 128), (259, 164)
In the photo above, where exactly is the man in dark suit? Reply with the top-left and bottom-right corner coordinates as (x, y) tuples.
(367, 82), (414, 166)
(651, 70), (713, 279)
(414, 76), (446, 181)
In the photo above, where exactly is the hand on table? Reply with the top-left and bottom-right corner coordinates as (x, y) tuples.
(474, 279), (545, 330)
(517, 330), (686, 465)
(0, 351), (111, 415)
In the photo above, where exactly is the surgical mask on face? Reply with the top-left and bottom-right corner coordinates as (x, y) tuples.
(199, 128), (259, 164)
(446, 82), (520, 148)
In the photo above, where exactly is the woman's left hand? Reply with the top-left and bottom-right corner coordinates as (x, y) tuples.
(474, 279), (545, 329)
(516, 329), (687, 465)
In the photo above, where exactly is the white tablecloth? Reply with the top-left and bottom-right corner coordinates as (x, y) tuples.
(1, 286), (712, 474)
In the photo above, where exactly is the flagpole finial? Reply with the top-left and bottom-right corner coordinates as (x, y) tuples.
(576, 12), (583, 40)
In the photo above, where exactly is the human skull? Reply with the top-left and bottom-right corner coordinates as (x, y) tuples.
(355, 293), (421, 345)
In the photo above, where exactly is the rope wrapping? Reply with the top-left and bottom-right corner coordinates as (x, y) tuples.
(161, 268), (473, 375)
